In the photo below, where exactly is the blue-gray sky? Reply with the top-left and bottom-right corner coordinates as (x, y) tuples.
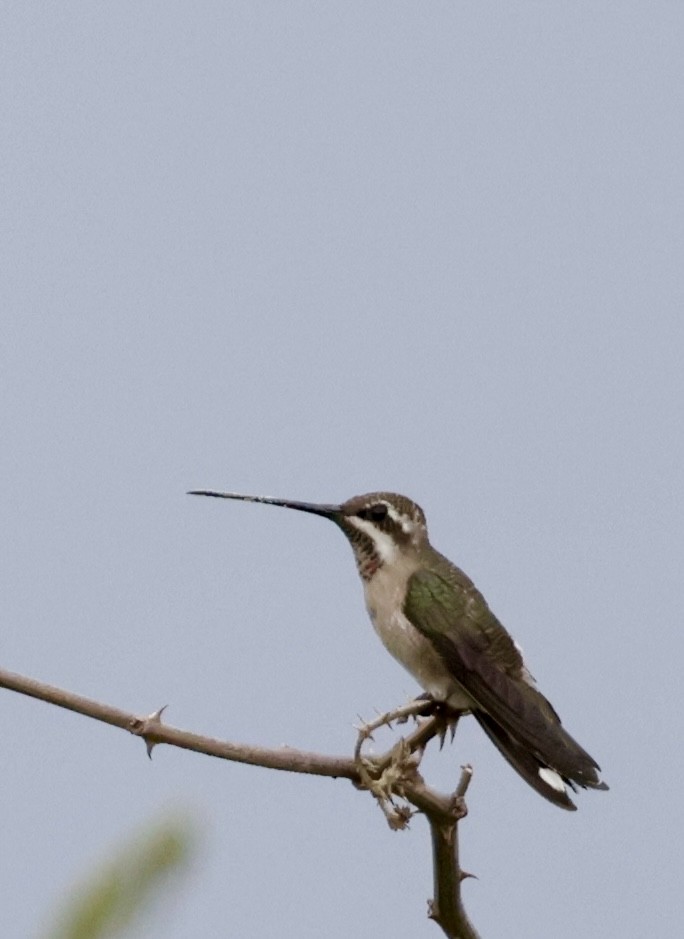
(2, 3), (682, 936)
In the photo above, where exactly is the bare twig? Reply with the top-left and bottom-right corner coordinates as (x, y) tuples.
(0, 666), (480, 937)
(417, 766), (480, 939)
(0, 667), (357, 779)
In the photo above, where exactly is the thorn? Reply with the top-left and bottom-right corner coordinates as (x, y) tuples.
(354, 716), (375, 738)
(144, 705), (167, 758)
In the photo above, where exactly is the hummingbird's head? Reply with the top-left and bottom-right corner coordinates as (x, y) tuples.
(335, 492), (428, 580)
(187, 489), (429, 581)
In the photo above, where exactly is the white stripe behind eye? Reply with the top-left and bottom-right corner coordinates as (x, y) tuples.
(348, 517), (397, 562)
(384, 504), (414, 534)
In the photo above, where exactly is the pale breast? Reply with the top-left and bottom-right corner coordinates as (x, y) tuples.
(363, 565), (473, 709)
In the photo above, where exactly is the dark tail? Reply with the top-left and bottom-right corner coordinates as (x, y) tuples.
(473, 711), (608, 810)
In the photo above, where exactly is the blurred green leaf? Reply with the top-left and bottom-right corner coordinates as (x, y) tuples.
(44, 812), (198, 939)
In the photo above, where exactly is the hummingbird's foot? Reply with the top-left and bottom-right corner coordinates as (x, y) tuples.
(420, 700), (461, 750)
(395, 692), (435, 724)
(393, 694), (462, 747)
(394, 694), (462, 747)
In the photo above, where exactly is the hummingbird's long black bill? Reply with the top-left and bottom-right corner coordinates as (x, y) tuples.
(187, 490), (341, 519)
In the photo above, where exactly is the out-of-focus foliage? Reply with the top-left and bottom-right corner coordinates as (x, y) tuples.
(44, 813), (198, 939)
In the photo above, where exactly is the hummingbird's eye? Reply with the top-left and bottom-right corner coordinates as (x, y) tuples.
(359, 504), (388, 523)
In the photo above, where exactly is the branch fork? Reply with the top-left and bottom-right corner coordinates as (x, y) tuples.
(1, 666), (479, 938)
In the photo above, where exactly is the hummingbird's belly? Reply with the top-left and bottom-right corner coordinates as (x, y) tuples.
(367, 604), (474, 710)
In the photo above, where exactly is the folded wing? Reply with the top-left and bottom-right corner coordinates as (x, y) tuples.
(404, 565), (607, 808)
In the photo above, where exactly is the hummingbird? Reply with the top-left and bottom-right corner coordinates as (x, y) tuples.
(189, 488), (608, 810)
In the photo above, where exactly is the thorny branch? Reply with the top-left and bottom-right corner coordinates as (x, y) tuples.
(0, 666), (479, 938)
